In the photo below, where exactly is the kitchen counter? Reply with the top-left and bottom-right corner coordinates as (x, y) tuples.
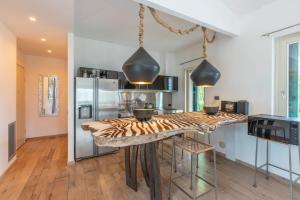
(82, 111), (247, 147)
(162, 107), (183, 114)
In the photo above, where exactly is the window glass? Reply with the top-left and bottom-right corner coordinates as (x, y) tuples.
(288, 42), (300, 117)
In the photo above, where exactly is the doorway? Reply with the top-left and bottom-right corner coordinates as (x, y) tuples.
(16, 64), (25, 149)
(184, 68), (205, 112)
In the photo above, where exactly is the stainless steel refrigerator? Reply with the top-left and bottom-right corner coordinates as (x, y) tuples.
(75, 77), (119, 161)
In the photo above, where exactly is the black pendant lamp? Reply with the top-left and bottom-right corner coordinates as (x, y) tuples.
(122, 4), (160, 84)
(191, 60), (220, 87)
(123, 47), (160, 84)
(191, 28), (221, 87)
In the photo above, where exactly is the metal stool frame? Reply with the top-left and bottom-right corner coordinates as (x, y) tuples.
(160, 138), (184, 161)
(168, 136), (218, 200)
(253, 137), (300, 200)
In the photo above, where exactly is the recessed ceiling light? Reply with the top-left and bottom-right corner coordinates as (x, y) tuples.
(47, 50), (52, 53)
(29, 16), (37, 22)
(41, 38), (47, 42)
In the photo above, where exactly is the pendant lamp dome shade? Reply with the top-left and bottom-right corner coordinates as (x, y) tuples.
(191, 59), (221, 87)
(122, 47), (160, 84)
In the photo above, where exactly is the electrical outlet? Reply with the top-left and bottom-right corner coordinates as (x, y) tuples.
(219, 141), (226, 148)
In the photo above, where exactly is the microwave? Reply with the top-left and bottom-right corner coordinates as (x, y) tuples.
(221, 100), (249, 115)
(248, 114), (300, 145)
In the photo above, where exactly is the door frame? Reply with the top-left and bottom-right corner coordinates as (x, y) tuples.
(184, 65), (206, 112)
(16, 64), (26, 149)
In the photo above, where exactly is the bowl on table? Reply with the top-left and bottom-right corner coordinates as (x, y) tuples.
(204, 106), (219, 115)
(133, 109), (154, 122)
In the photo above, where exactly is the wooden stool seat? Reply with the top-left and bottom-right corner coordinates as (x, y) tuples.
(174, 137), (214, 154)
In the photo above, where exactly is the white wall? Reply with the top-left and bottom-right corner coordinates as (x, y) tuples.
(74, 36), (167, 75)
(166, 43), (202, 110)
(168, 0), (300, 180)
(25, 55), (68, 138)
(0, 21), (16, 176)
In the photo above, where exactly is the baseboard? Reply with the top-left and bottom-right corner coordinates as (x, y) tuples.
(16, 141), (26, 150)
(0, 156), (16, 181)
(216, 151), (226, 158)
(68, 160), (75, 166)
(236, 159), (300, 188)
(26, 133), (67, 141)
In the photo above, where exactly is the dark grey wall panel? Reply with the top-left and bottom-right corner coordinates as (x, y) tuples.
(8, 121), (16, 161)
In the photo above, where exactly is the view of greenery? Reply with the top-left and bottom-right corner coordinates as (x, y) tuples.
(192, 84), (205, 111)
(288, 42), (300, 117)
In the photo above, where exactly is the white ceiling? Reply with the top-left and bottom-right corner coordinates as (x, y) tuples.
(0, 0), (277, 59)
(0, 0), (72, 59)
(222, 0), (276, 15)
(74, 0), (203, 52)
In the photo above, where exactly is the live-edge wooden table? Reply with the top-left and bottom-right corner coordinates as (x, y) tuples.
(82, 112), (247, 200)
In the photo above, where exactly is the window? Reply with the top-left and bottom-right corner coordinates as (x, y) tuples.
(288, 42), (300, 117)
(274, 32), (300, 117)
(192, 83), (205, 111)
(184, 68), (205, 112)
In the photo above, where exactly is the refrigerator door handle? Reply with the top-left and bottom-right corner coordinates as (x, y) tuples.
(92, 78), (98, 155)
(95, 78), (100, 121)
(93, 78), (98, 120)
(94, 78), (96, 120)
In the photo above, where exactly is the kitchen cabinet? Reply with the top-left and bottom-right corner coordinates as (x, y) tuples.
(118, 72), (178, 91)
(159, 76), (178, 91)
(105, 70), (119, 79)
(118, 72), (136, 89)
(78, 67), (118, 79)
(173, 77), (178, 91)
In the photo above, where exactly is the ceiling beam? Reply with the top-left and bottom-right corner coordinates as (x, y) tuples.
(132, 0), (240, 36)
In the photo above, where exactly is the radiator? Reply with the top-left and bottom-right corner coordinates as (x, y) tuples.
(8, 121), (16, 161)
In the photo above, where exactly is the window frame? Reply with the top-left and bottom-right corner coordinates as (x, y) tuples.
(274, 32), (300, 116)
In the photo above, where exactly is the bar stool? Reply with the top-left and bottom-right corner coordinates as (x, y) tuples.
(168, 135), (218, 200)
(160, 134), (184, 161)
(253, 131), (300, 200)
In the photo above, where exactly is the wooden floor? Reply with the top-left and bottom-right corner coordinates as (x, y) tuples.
(0, 135), (299, 200)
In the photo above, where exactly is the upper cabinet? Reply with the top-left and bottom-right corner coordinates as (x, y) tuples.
(77, 68), (178, 91)
(118, 72), (137, 89)
(162, 76), (178, 91)
(118, 72), (178, 91)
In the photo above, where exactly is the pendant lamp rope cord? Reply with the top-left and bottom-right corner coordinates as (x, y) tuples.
(138, 4), (217, 59)
(139, 4), (145, 47)
(148, 7), (199, 35)
(202, 27), (216, 58)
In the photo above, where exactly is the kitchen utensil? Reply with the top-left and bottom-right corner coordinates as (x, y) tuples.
(204, 106), (219, 115)
(133, 109), (154, 121)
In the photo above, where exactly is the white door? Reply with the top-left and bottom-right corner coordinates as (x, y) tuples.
(274, 32), (300, 117)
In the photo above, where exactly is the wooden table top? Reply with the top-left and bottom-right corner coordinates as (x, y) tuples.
(82, 112), (247, 147)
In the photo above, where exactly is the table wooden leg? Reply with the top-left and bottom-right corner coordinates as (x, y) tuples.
(126, 143), (162, 200)
(125, 146), (139, 191)
(140, 144), (150, 187)
(145, 142), (162, 200)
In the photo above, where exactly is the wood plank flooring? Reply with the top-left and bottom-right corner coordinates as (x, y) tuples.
(0, 135), (299, 200)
